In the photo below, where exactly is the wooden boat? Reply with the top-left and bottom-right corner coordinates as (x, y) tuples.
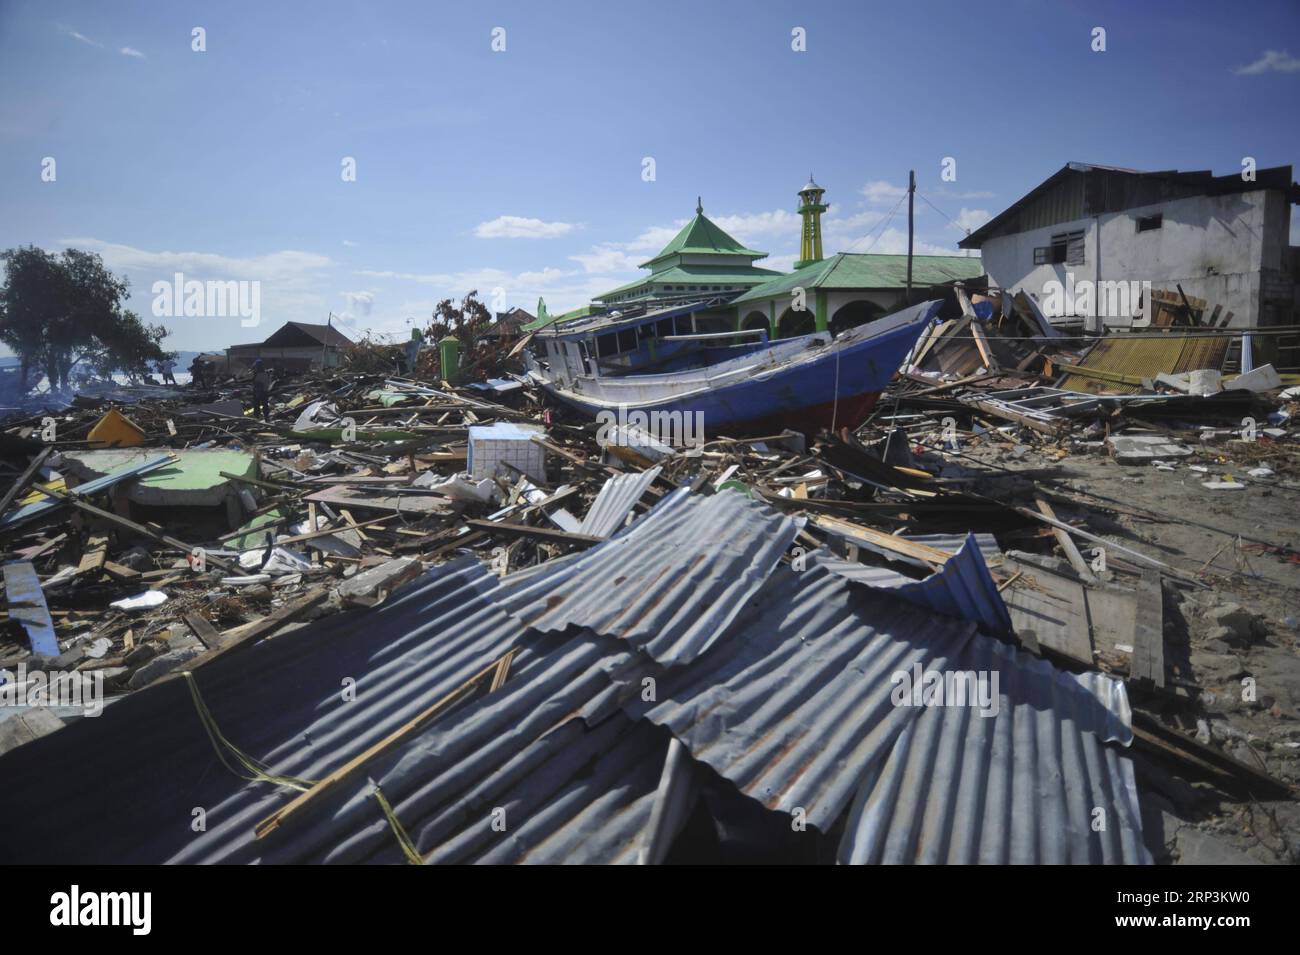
(525, 299), (942, 436)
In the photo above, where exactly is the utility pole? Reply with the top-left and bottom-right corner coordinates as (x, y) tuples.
(905, 169), (915, 305)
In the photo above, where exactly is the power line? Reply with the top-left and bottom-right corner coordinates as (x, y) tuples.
(914, 189), (973, 237)
(844, 192), (907, 254)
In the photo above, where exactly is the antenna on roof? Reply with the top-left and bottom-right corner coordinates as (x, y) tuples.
(696, 196), (703, 214)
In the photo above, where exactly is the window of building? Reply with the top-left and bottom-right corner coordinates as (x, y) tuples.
(1033, 230), (1085, 266)
(1136, 213), (1163, 233)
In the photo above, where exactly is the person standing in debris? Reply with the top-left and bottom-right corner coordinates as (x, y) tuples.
(157, 358), (177, 385)
(251, 359), (271, 419)
(405, 327), (424, 376)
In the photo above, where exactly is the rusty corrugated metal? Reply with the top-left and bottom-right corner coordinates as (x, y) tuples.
(1060, 335), (1230, 394)
(627, 562), (979, 831)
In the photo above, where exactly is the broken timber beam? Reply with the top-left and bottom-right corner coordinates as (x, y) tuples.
(463, 519), (604, 548)
(1034, 495), (1098, 583)
(0, 448), (52, 520)
(254, 649), (516, 840)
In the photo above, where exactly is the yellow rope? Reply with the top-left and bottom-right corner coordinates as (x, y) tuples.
(370, 783), (423, 865)
(184, 670), (423, 863)
(181, 671), (316, 792)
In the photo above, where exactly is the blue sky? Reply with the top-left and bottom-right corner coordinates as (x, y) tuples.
(2, 0), (1298, 352)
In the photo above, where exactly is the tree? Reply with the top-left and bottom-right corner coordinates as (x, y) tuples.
(424, 290), (498, 379)
(0, 246), (174, 391)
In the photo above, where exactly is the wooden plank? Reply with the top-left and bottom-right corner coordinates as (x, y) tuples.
(813, 514), (952, 568)
(1001, 556), (1094, 666)
(301, 485), (453, 515)
(463, 519), (604, 548)
(183, 612), (222, 650)
(163, 588), (330, 674)
(0, 448), (52, 520)
(74, 535), (108, 577)
(968, 322), (1000, 371)
(31, 484), (237, 571)
(254, 649), (516, 839)
(1131, 712), (1293, 799)
(15, 533), (67, 561)
(1034, 495), (1098, 583)
(102, 560), (141, 581)
(1129, 570), (1165, 687)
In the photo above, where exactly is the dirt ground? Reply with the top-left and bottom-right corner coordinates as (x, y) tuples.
(952, 433), (1300, 863)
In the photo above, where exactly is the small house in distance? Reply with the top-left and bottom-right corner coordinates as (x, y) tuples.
(478, 306), (535, 347)
(226, 321), (353, 373)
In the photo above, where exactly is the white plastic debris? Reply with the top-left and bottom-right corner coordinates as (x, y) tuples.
(238, 545), (312, 575)
(1202, 479), (1245, 490)
(109, 590), (169, 611)
(413, 470), (498, 503)
(292, 400), (342, 432)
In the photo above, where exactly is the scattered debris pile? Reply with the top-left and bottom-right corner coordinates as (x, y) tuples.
(1, 305), (1297, 864)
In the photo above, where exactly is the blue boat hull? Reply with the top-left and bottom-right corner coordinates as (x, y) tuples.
(543, 300), (940, 436)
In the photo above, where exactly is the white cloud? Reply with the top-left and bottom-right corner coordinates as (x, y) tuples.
(348, 264), (620, 336)
(620, 223), (687, 254)
(709, 209), (800, 244)
(1234, 50), (1300, 75)
(341, 290), (375, 318)
(59, 27), (102, 48)
(953, 208), (991, 235)
(119, 47), (145, 59)
(760, 253), (799, 273)
(341, 239), (359, 248)
(473, 216), (577, 239)
(58, 238), (335, 347)
(861, 180), (907, 205)
(569, 246), (642, 274)
(856, 228), (967, 256)
(63, 239), (333, 282)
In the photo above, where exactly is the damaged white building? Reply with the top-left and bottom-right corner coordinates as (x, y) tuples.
(959, 162), (1300, 335)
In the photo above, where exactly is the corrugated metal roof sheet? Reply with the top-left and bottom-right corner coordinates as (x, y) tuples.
(821, 534), (1013, 634)
(839, 636), (1146, 864)
(734, 253), (984, 304)
(577, 466), (661, 538)
(1060, 335), (1231, 395)
(0, 491), (1147, 866)
(628, 562), (979, 831)
(501, 488), (799, 665)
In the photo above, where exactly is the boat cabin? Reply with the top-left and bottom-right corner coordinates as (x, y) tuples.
(531, 301), (778, 388)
